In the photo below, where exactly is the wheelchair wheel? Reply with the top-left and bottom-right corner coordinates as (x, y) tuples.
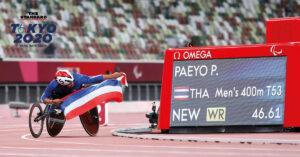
(29, 103), (44, 138)
(80, 107), (99, 136)
(46, 112), (66, 137)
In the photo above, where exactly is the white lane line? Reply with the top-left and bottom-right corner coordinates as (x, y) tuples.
(1, 146), (299, 157)
(0, 124), (28, 129)
(0, 152), (78, 157)
(112, 128), (300, 145)
(0, 129), (28, 132)
(21, 132), (300, 153)
(0, 146), (237, 156)
(0, 150), (127, 157)
(0, 123), (146, 129)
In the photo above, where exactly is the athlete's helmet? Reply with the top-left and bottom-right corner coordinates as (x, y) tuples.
(54, 70), (74, 86)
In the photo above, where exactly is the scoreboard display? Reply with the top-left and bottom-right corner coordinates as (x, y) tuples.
(158, 43), (300, 132)
(170, 57), (286, 127)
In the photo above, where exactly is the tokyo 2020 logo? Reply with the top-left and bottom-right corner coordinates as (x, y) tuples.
(11, 12), (56, 47)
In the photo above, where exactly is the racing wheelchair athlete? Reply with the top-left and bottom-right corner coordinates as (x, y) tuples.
(29, 70), (126, 138)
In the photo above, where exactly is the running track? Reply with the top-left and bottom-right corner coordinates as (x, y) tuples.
(1, 105), (300, 157)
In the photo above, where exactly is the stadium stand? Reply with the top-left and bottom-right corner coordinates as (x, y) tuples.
(0, 0), (299, 60)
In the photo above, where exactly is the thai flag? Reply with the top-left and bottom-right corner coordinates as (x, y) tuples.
(174, 86), (189, 100)
(60, 79), (123, 120)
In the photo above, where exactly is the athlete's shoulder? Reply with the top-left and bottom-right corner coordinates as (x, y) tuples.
(48, 79), (59, 88)
(73, 73), (86, 78)
(73, 73), (88, 78)
(72, 73), (89, 83)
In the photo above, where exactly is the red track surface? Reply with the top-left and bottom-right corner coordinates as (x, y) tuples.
(1, 110), (300, 157)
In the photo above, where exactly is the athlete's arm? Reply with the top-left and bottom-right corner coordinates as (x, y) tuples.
(80, 72), (123, 84)
(103, 72), (123, 80)
(43, 98), (63, 106)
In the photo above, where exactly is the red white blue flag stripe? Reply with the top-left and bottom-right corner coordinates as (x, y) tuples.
(60, 79), (123, 120)
(174, 86), (189, 100)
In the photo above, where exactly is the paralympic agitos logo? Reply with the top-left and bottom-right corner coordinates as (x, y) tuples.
(10, 12), (56, 46)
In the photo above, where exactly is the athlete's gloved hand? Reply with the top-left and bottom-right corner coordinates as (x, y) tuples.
(117, 72), (128, 87)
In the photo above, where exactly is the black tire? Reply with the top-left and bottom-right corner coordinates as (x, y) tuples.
(80, 107), (99, 136)
(46, 112), (66, 137)
(29, 103), (44, 138)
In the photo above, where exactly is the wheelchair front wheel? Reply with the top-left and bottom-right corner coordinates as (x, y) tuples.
(29, 103), (44, 138)
(46, 112), (66, 137)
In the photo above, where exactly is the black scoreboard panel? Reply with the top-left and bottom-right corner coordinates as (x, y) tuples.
(170, 57), (287, 127)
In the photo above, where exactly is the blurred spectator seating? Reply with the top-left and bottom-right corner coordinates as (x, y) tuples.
(0, 0), (299, 60)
